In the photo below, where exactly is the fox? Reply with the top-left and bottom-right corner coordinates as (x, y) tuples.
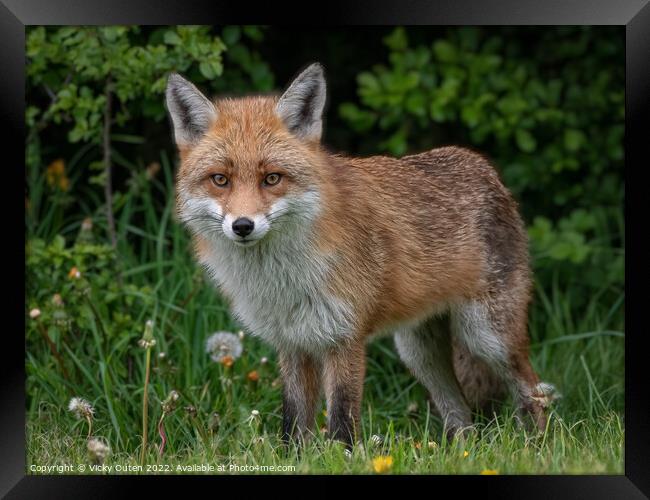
(165, 63), (557, 448)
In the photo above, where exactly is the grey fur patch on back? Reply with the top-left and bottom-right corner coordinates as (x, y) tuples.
(165, 73), (217, 146)
(276, 63), (327, 141)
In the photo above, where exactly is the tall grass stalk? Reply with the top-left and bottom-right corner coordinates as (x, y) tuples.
(139, 320), (155, 466)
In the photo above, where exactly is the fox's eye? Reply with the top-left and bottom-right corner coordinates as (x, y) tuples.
(211, 174), (229, 187)
(264, 173), (282, 186)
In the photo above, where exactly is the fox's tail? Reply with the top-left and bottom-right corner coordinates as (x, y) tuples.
(530, 381), (562, 407)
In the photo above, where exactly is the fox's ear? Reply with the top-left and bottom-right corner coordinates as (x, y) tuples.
(276, 63), (327, 142)
(165, 73), (217, 147)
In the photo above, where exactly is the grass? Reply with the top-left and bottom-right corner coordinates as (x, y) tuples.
(25, 151), (624, 475)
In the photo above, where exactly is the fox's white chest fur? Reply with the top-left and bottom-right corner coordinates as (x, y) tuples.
(198, 229), (354, 355)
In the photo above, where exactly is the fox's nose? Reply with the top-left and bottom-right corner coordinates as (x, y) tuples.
(232, 217), (254, 237)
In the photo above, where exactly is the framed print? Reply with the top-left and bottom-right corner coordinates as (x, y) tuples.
(5, 0), (649, 497)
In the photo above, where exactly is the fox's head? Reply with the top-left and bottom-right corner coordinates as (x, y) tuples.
(166, 63), (328, 248)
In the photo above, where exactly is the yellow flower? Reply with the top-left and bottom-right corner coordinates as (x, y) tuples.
(372, 455), (393, 474)
(463, 450), (469, 458)
(68, 266), (81, 279)
(46, 159), (70, 191)
(480, 469), (499, 475)
(414, 441), (422, 449)
(221, 355), (234, 368)
(247, 370), (259, 382)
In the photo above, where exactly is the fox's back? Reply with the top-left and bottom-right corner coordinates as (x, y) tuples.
(318, 146), (530, 334)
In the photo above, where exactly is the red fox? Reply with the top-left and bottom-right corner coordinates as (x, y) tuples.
(166, 63), (556, 447)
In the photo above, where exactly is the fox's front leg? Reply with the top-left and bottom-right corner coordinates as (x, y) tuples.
(278, 349), (322, 444)
(323, 341), (366, 448)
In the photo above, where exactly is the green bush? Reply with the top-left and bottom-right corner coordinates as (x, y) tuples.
(26, 26), (273, 241)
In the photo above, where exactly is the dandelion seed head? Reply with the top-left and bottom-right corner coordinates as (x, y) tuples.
(138, 338), (156, 349)
(87, 438), (111, 463)
(29, 308), (41, 319)
(370, 434), (383, 446)
(205, 331), (243, 363)
(140, 320), (155, 346)
(161, 390), (180, 414)
(68, 397), (94, 420)
(260, 357), (268, 365)
(251, 409), (260, 417)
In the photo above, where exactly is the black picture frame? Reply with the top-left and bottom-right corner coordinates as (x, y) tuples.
(6, 0), (648, 497)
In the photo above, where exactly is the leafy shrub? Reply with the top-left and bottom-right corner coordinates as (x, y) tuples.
(26, 231), (155, 347)
(26, 26), (274, 241)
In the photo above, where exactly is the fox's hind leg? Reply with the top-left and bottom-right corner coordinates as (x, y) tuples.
(450, 297), (548, 432)
(452, 339), (507, 413)
(395, 315), (473, 439)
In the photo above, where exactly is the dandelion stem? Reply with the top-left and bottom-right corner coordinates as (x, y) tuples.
(158, 414), (167, 456)
(86, 415), (93, 439)
(140, 346), (152, 466)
